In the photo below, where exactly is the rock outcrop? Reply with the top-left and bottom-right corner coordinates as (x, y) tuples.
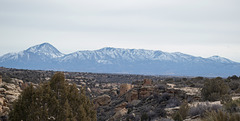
(0, 78), (23, 117)
(0, 75), (2, 84)
(115, 102), (127, 112)
(94, 94), (111, 108)
(143, 79), (152, 86)
(109, 108), (128, 121)
(139, 86), (154, 99)
(126, 89), (138, 102)
(119, 84), (132, 97)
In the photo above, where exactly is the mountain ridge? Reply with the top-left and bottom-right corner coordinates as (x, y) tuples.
(0, 43), (239, 77)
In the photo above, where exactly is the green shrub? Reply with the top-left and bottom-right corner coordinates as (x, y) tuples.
(235, 88), (240, 93)
(178, 101), (189, 119)
(228, 81), (240, 91)
(202, 110), (240, 121)
(221, 94), (232, 104)
(189, 103), (222, 117)
(173, 112), (183, 121)
(227, 75), (239, 80)
(185, 80), (195, 87)
(201, 78), (230, 101)
(224, 99), (240, 113)
(172, 101), (189, 121)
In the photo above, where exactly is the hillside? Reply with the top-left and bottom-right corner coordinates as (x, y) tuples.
(1, 68), (240, 121)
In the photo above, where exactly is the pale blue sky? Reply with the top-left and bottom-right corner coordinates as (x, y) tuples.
(0, 0), (240, 62)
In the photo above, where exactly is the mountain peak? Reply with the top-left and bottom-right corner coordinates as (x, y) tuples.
(25, 43), (64, 58)
(208, 55), (235, 63)
(99, 47), (119, 51)
(26, 43), (54, 51)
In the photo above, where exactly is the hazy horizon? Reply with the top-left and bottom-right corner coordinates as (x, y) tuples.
(0, 0), (240, 62)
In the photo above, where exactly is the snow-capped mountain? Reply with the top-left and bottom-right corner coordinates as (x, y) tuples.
(208, 55), (235, 63)
(25, 42), (64, 58)
(0, 43), (64, 62)
(60, 47), (235, 64)
(0, 43), (239, 77)
(0, 43), (64, 70)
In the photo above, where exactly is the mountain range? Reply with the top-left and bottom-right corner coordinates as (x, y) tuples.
(0, 43), (239, 77)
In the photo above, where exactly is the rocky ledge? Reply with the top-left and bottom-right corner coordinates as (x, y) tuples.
(0, 78), (25, 118)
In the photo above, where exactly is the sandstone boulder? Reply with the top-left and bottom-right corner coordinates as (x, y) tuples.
(143, 79), (152, 86)
(139, 86), (153, 99)
(115, 102), (128, 112)
(0, 75), (2, 84)
(5, 84), (16, 90)
(17, 79), (23, 84)
(94, 94), (111, 107)
(0, 98), (4, 105)
(6, 95), (18, 103)
(0, 88), (6, 93)
(0, 94), (4, 98)
(110, 90), (118, 97)
(87, 87), (91, 93)
(11, 78), (23, 85)
(119, 83), (132, 97)
(0, 77), (23, 117)
(2, 106), (10, 115)
(5, 90), (16, 95)
(130, 100), (141, 106)
(126, 89), (138, 102)
(110, 108), (128, 121)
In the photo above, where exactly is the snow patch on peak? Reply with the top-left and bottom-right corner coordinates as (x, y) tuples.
(208, 55), (235, 63)
(25, 43), (64, 58)
(26, 43), (54, 52)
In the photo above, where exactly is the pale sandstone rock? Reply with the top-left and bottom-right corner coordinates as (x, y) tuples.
(0, 105), (2, 111)
(130, 100), (141, 106)
(6, 95), (18, 103)
(0, 88), (6, 92)
(5, 84), (16, 90)
(110, 108), (128, 121)
(126, 89), (138, 102)
(143, 79), (152, 86)
(87, 87), (91, 93)
(119, 83), (132, 97)
(2, 106), (10, 114)
(115, 102), (128, 112)
(110, 90), (118, 97)
(0, 98), (4, 105)
(94, 94), (111, 106)
(139, 86), (153, 99)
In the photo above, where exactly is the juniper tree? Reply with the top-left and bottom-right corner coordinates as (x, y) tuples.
(9, 72), (96, 121)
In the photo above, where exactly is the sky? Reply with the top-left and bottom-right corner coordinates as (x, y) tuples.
(0, 0), (240, 62)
